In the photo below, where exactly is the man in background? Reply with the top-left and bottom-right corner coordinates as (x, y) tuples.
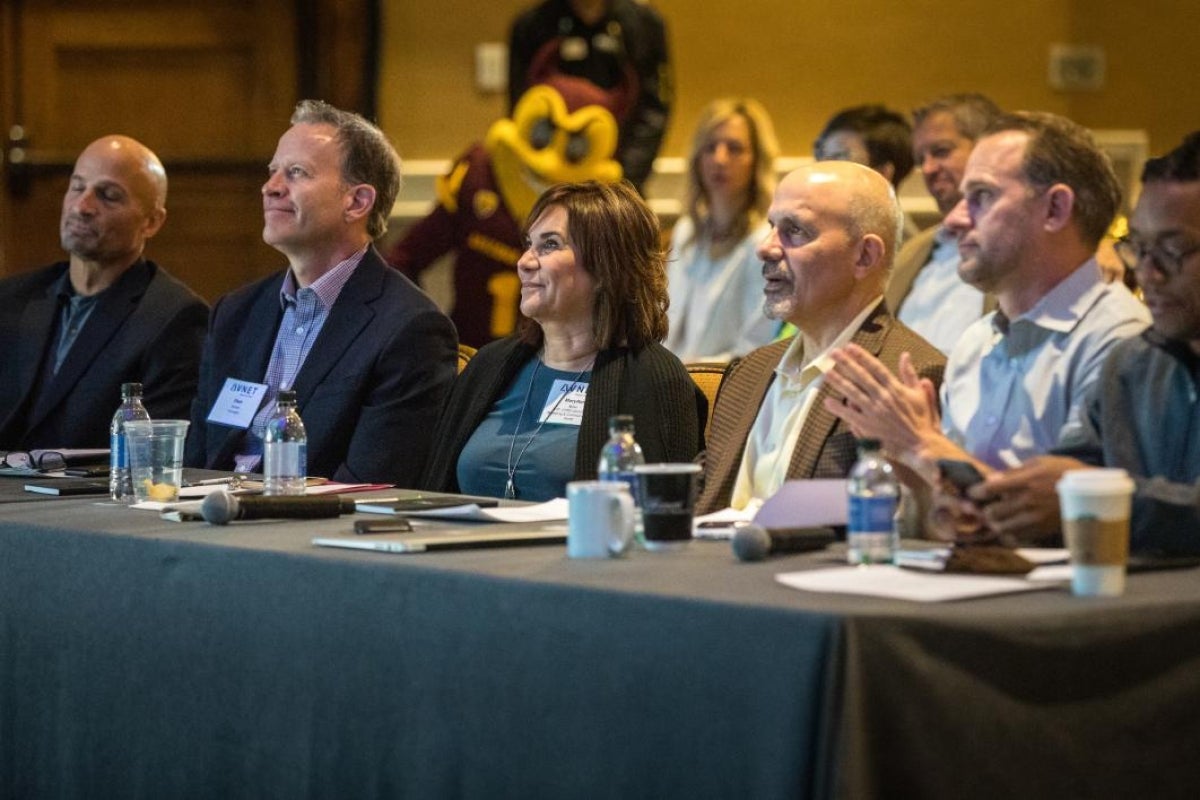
(885, 93), (1002, 354)
(186, 100), (457, 485)
(0, 135), (207, 449)
(814, 103), (919, 240)
(697, 161), (944, 513)
(814, 104), (914, 191)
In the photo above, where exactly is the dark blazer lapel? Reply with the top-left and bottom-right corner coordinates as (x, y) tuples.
(787, 385), (839, 479)
(573, 348), (623, 476)
(0, 281), (59, 434)
(733, 353), (780, 455)
(289, 251), (381, 404)
(205, 275), (285, 467)
(850, 301), (892, 359)
(24, 264), (153, 433)
(700, 341), (785, 510)
(786, 303), (891, 479)
(235, 282), (286, 381)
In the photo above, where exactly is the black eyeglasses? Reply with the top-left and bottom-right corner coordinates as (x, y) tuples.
(1, 450), (68, 471)
(1113, 236), (1200, 278)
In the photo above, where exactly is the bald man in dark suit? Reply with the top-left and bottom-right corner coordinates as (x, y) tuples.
(0, 135), (207, 449)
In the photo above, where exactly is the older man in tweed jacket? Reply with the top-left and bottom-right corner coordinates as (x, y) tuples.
(697, 162), (944, 514)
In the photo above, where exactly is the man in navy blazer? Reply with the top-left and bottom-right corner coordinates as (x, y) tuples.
(185, 100), (457, 486)
(0, 135), (208, 450)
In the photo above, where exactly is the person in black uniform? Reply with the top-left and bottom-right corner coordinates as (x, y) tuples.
(508, 0), (671, 192)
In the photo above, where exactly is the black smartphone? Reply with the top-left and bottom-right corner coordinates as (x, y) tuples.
(354, 518), (414, 535)
(936, 458), (987, 493)
(64, 466), (110, 478)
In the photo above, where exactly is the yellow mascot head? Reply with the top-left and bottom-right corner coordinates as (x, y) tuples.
(486, 73), (625, 223)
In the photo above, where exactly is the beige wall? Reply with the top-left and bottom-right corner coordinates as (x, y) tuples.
(1067, 0), (1199, 147)
(379, 0), (1199, 165)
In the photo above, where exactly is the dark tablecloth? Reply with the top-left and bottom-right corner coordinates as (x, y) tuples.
(0, 497), (1198, 799)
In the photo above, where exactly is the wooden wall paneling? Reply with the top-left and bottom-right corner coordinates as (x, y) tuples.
(2, 1), (298, 300)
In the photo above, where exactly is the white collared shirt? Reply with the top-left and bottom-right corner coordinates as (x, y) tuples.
(730, 298), (883, 510)
(941, 259), (1150, 468)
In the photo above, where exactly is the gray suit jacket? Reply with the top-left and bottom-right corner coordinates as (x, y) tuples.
(696, 302), (945, 514)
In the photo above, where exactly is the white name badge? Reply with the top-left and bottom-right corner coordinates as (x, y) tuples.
(539, 379), (588, 426)
(206, 378), (268, 429)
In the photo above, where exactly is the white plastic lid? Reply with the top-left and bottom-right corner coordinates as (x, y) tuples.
(1055, 468), (1135, 496)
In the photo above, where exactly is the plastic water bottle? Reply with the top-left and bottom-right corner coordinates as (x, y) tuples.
(109, 382), (150, 501)
(597, 414), (644, 501)
(846, 438), (899, 565)
(263, 389), (307, 496)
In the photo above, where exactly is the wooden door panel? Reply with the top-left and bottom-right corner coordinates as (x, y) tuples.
(153, 171), (281, 300)
(1, 0), (296, 301)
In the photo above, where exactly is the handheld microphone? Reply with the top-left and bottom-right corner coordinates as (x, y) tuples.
(731, 524), (836, 562)
(201, 491), (358, 525)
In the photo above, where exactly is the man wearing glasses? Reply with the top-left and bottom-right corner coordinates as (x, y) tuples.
(931, 132), (1200, 551)
(820, 113), (1150, 533)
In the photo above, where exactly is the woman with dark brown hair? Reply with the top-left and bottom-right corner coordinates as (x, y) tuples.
(421, 180), (705, 501)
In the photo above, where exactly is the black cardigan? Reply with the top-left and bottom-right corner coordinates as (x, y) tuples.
(421, 337), (706, 493)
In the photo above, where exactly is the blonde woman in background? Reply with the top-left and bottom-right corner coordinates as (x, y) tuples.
(664, 98), (779, 362)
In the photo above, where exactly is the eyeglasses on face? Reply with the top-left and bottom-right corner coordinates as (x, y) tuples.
(1113, 236), (1200, 277)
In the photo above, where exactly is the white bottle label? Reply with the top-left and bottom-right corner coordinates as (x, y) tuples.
(264, 441), (305, 479)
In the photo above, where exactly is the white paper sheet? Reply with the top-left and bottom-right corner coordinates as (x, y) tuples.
(755, 479), (848, 527)
(405, 498), (569, 523)
(776, 564), (1059, 602)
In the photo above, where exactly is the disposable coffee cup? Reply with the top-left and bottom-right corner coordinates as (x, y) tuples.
(126, 420), (190, 503)
(634, 463), (701, 551)
(567, 481), (635, 558)
(1056, 468), (1134, 597)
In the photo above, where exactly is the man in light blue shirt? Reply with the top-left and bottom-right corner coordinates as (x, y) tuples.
(823, 111), (1148, 484)
(947, 131), (1200, 550)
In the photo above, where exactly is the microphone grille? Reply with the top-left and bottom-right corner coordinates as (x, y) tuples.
(200, 491), (238, 525)
(731, 524), (771, 562)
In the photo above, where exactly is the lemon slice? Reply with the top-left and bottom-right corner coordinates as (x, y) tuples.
(143, 479), (178, 502)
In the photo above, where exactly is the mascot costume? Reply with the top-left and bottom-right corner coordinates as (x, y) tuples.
(386, 47), (628, 346)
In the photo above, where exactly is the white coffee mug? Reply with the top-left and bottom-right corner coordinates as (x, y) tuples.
(567, 481), (635, 558)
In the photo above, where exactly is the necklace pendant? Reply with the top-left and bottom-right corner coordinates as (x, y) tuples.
(504, 478), (516, 500)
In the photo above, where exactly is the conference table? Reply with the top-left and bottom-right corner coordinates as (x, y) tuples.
(1, 485), (1198, 799)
